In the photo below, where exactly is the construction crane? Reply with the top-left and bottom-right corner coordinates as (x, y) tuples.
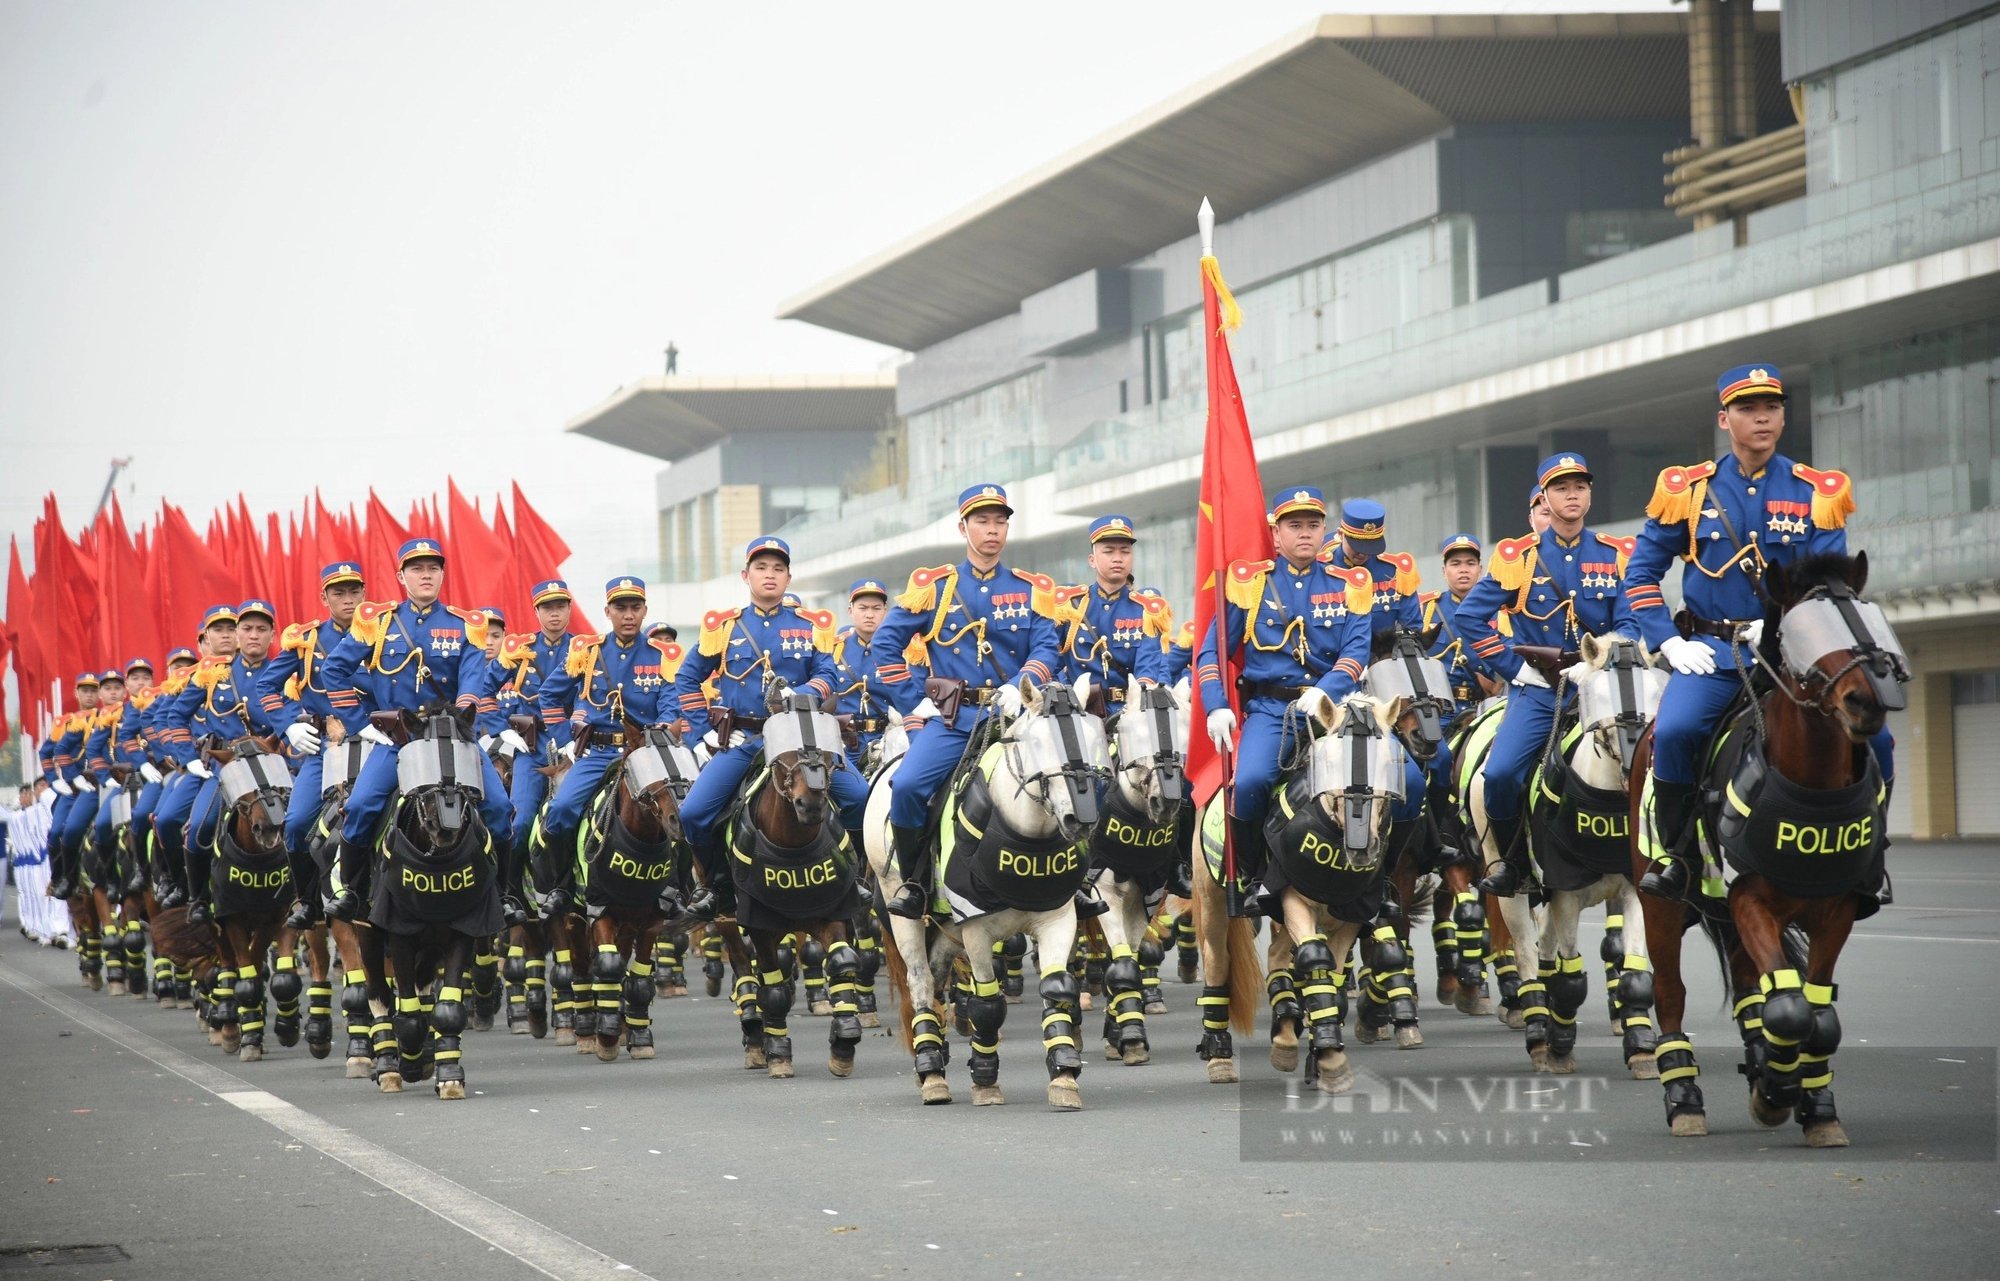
(93, 457), (132, 521)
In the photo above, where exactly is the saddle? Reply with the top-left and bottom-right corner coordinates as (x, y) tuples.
(934, 743), (1087, 919)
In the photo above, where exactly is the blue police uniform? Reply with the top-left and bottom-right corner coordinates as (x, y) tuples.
(829, 577), (925, 769)
(1320, 499), (1424, 639)
(532, 577), (695, 860)
(319, 541), (509, 850)
(1163, 618), (1195, 686)
(1197, 488), (1376, 836)
(672, 551), (870, 870)
(48, 681), (95, 860)
(1422, 534), (1502, 710)
(1057, 517), (1173, 698)
(487, 578), (581, 855)
(1457, 455), (1639, 892)
(470, 605), (514, 737)
(259, 563), (366, 858)
(86, 670), (149, 852)
(871, 487), (1066, 833)
(155, 607), (258, 860)
(1625, 364), (1893, 891)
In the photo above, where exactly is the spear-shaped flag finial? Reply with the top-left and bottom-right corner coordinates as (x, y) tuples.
(1198, 196), (1215, 257)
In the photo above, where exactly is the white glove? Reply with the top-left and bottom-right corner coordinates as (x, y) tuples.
(50, 775), (72, 796)
(1293, 686), (1333, 723)
(1071, 672), (1094, 711)
(140, 763), (163, 785)
(478, 734), (494, 752)
(1171, 676), (1191, 704)
(774, 683), (795, 701)
(359, 725), (394, 747)
(1511, 665), (1549, 689)
(910, 697), (941, 723)
(1206, 707), (1238, 755)
(499, 729), (531, 756)
(72, 775), (96, 793)
(286, 722), (323, 755)
(1560, 662), (1590, 686)
(727, 730), (748, 750)
(558, 740), (579, 763)
(186, 759), (213, 780)
(1659, 634), (1717, 676)
(994, 684), (1026, 719)
(1737, 619), (1765, 650)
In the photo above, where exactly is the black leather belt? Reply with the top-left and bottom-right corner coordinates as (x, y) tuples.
(1238, 679), (1309, 702)
(1679, 610), (1757, 641)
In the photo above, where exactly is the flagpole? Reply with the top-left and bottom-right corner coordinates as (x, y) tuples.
(1199, 197), (1245, 916)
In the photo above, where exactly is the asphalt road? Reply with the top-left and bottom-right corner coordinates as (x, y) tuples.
(4, 843), (1998, 1281)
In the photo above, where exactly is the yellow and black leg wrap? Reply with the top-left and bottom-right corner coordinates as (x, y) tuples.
(825, 941), (862, 1061)
(550, 948), (576, 1034)
(432, 985), (467, 1087)
(1083, 931), (1108, 997)
(1138, 936), (1166, 1013)
(152, 955), (174, 1002)
(209, 967), (236, 1031)
(524, 956), (548, 1029)
(623, 957), (655, 1052)
(1361, 924), (1418, 1033)
(1266, 966), (1303, 1043)
(102, 928), (124, 987)
(801, 936), (827, 1010)
(371, 1017), (399, 1080)
(502, 944), (529, 1030)
(1545, 953), (1588, 1059)
(732, 974), (763, 1046)
(123, 922), (147, 984)
(173, 963), (194, 1005)
(471, 950), (500, 1027)
(1600, 914), (1627, 1028)
(966, 975), (1006, 1087)
(1039, 968), (1082, 1078)
(1293, 934), (1345, 1055)
(1517, 957), (1554, 1050)
(593, 944), (626, 1044)
(701, 931), (725, 995)
(854, 932), (881, 1016)
(1796, 980), (1841, 1126)
(305, 979), (334, 1052)
(1655, 1034), (1705, 1125)
(1491, 948), (1521, 1016)
(911, 1006), (948, 1077)
(270, 954), (303, 1048)
(758, 967), (793, 1064)
(1431, 916), (1457, 982)
(1751, 968), (1812, 1115)
(1197, 984), (1234, 1063)
(1174, 912), (1198, 983)
(995, 932), (1027, 999)
(393, 994), (429, 1079)
(341, 969), (372, 1060)
(1101, 945), (1147, 1054)
(1616, 953), (1656, 1063)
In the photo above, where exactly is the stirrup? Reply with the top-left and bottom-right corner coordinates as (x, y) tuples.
(326, 889), (361, 922)
(283, 899), (320, 931)
(187, 900), (214, 927)
(1072, 888), (1109, 918)
(1638, 857), (1690, 900)
(885, 882), (928, 920)
(1237, 880), (1278, 920)
(1477, 861), (1526, 898)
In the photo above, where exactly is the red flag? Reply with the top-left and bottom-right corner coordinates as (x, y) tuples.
(156, 502), (240, 649)
(511, 483), (592, 631)
(4, 537), (36, 734)
(364, 490), (411, 598)
(36, 495), (103, 685)
(1186, 240), (1268, 813)
(95, 495), (158, 667)
(447, 479), (508, 615)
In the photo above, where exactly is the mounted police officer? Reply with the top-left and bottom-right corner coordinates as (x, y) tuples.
(1423, 534), (1501, 710)
(160, 599), (283, 923)
(873, 483), (1066, 920)
(829, 577), (924, 771)
(1059, 515), (1172, 701)
(43, 671), (100, 900)
(482, 578), (579, 920)
(1197, 486), (1375, 918)
(1457, 454), (1639, 897)
(1628, 364), (1894, 899)
(1319, 499), (1423, 637)
(319, 538), (510, 921)
(673, 539), (865, 920)
(532, 576), (684, 918)
(259, 561), (366, 928)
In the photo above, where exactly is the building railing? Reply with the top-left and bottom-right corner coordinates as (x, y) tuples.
(772, 444), (1049, 554)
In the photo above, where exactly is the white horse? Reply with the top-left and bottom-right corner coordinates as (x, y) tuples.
(865, 677), (1109, 1109)
(1087, 677), (1190, 1066)
(1486, 633), (1666, 1077)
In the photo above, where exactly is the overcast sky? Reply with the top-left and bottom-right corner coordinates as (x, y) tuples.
(1, 0), (1691, 625)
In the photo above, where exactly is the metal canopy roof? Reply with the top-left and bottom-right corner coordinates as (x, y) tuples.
(564, 374), (897, 464)
(779, 12), (1783, 352)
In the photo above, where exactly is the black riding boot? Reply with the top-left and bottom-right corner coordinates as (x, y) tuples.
(185, 831), (216, 926)
(1226, 816), (1277, 919)
(1476, 813), (1529, 898)
(681, 844), (733, 921)
(325, 837), (365, 921)
(884, 824), (931, 919)
(1639, 780), (1699, 900)
(154, 822), (187, 907)
(498, 836), (528, 927)
(284, 847), (321, 929)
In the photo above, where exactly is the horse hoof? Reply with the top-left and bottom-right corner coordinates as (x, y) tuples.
(1207, 1058), (1239, 1084)
(1394, 1025), (1424, 1050)
(221, 1032), (242, 1056)
(920, 1075), (953, 1105)
(858, 1011), (881, 1029)
(594, 1041), (621, 1063)
(554, 1028), (576, 1047)
(1749, 1090), (1791, 1128)
(1804, 1120), (1850, 1148)
(470, 1012), (493, 1033)
(1178, 963), (1199, 986)
(1004, 993), (1022, 1005)
(106, 980), (126, 996)
(828, 1055), (853, 1078)
(768, 1059), (795, 1080)
(1103, 1041), (1121, 1061)
(1078, 992), (1093, 1012)
(664, 985), (687, 999)
(1627, 1054), (1659, 1080)
(1669, 1111), (1708, 1138)
(1501, 1009), (1528, 1031)
(1549, 1053), (1576, 1075)
(1354, 1022), (1384, 1045)
(207, 1028), (224, 1047)
(973, 1084), (1005, 1106)
(1047, 1077), (1081, 1111)
(528, 1015), (548, 1040)
(1121, 1043), (1150, 1066)
(345, 1057), (373, 1079)
(1470, 995), (1496, 1017)
(277, 1027), (300, 1049)
(809, 1000), (833, 1017)
(1269, 1042), (1299, 1074)
(87, 973), (102, 991)
(1529, 1044), (1554, 1073)
(239, 1044), (262, 1064)
(308, 1040), (331, 1061)
(744, 1048), (767, 1070)
(1312, 1052), (1354, 1095)
(379, 1072), (404, 1094)
(437, 1080), (465, 1101)
(576, 1037), (597, 1055)
(1609, 1019), (1624, 1038)
(509, 1022), (530, 1036)
(704, 977), (723, 998)
(630, 1045), (656, 1061)
(1144, 998), (1168, 1016)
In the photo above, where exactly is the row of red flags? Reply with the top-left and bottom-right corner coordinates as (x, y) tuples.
(0, 481), (588, 741)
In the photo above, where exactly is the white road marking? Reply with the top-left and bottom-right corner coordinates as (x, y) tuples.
(0, 961), (658, 1281)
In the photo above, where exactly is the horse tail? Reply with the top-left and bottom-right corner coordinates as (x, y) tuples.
(1225, 916), (1261, 1036)
(1691, 906), (1739, 1011)
(881, 925), (916, 1053)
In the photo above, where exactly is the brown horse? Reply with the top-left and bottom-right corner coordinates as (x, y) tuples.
(570, 720), (699, 1063)
(204, 737), (306, 1063)
(1628, 552), (1902, 1147)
